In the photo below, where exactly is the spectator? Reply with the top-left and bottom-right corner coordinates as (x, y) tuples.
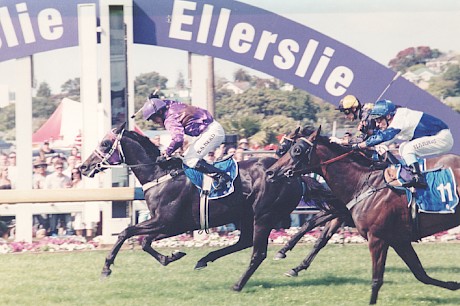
(150, 135), (165, 152)
(70, 146), (81, 158)
(7, 151), (17, 189)
(238, 138), (250, 151)
(71, 168), (84, 189)
(39, 141), (55, 160)
(63, 155), (78, 177)
(234, 148), (245, 162)
(44, 161), (71, 189)
(0, 166), (12, 189)
(32, 158), (48, 189)
(0, 221), (10, 240)
(0, 152), (8, 166)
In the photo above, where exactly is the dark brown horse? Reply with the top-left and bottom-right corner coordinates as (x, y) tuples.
(273, 127), (353, 279)
(266, 126), (460, 304)
(80, 123), (306, 291)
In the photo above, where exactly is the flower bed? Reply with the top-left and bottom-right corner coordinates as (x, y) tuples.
(1, 226), (460, 254)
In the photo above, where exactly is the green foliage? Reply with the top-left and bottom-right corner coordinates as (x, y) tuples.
(60, 78), (80, 100)
(36, 82), (52, 97)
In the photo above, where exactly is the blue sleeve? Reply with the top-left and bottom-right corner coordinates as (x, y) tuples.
(365, 127), (401, 146)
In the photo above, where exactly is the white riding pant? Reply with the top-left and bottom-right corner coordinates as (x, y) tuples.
(183, 121), (225, 168)
(399, 129), (453, 165)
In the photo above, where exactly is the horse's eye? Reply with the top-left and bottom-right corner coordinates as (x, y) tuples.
(101, 140), (112, 149)
(292, 145), (302, 156)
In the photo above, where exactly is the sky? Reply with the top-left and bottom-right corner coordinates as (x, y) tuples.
(1, 0), (460, 93)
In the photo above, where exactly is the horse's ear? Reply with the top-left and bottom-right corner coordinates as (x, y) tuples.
(294, 126), (301, 135)
(116, 122), (127, 133)
(310, 126), (321, 141)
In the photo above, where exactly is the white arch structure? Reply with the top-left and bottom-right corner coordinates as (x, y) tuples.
(1, 0), (459, 243)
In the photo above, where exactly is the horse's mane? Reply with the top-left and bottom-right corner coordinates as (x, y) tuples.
(125, 130), (183, 170)
(124, 130), (160, 159)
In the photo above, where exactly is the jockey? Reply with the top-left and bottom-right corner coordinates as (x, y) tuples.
(352, 99), (454, 188)
(331, 95), (375, 144)
(142, 94), (231, 188)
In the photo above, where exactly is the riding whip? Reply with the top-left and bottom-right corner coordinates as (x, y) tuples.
(375, 71), (401, 102)
(130, 89), (159, 119)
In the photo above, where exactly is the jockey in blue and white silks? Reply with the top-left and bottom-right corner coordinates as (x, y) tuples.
(353, 99), (453, 188)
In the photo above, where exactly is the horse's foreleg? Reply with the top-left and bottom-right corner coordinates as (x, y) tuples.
(142, 234), (186, 266)
(368, 237), (389, 305)
(285, 218), (343, 277)
(393, 242), (460, 291)
(195, 219), (253, 270)
(274, 211), (336, 260)
(101, 225), (141, 279)
(232, 225), (271, 291)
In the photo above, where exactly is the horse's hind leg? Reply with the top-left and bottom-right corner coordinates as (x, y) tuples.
(285, 218), (343, 277)
(274, 211), (336, 260)
(141, 234), (186, 266)
(195, 218), (254, 270)
(393, 242), (460, 291)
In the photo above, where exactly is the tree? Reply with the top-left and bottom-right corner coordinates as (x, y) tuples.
(61, 78), (80, 100)
(388, 46), (441, 72)
(175, 72), (186, 89)
(233, 68), (252, 82)
(36, 82), (52, 98)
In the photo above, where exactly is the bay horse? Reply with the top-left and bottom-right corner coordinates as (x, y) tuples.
(79, 123), (306, 291)
(266, 126), (460, 304)
(273, 127), (353, 279)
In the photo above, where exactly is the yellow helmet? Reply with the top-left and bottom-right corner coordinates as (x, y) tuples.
(339, 95), (360, 110)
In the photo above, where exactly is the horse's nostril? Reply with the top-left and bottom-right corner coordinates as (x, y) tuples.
(266, 170), (274, 177)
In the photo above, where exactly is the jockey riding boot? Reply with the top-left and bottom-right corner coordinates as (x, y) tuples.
(195, 159), (232, 189)
(405, 162), (427, 189)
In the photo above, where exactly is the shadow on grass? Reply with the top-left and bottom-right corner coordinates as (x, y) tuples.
(386, 266), (460, 274)
(246, 275), (369, 290)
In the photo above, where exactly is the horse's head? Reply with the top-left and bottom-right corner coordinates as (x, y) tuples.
(266, 126), (321, 182)
(80, 123), (126, 177)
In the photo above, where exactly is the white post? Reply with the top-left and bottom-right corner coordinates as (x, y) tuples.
(14, 56), (33, 242)
(190, 54), (209, 109)
(78, 3), (103, 240)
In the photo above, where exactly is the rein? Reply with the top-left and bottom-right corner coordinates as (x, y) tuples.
(286, 150), (355, 177)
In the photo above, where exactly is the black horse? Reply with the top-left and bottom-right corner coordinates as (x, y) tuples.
(266, 126), (460, 304)
(80, 123), (307, 291)
(273, 127), (353, 278)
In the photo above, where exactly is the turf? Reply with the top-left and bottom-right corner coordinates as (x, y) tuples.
(1, 243), (460, 305)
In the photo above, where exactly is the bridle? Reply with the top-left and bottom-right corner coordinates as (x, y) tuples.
(281, 136), (354, 178)
(91, 129), (126, 175)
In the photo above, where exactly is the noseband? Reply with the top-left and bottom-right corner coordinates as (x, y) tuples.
(92, 129), (125, 172)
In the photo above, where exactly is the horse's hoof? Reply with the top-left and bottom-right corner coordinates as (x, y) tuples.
(194, 261), (208, 270)
(284, 269), (298, 277)
(100, 269), (112, 280)
(273, 252), (286, 260)
(232, 284), (243, 292)
(172, 251), (186, 260)
(446, 281), (460, 290)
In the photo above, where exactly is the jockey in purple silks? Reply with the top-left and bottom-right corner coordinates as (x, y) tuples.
(141, 95), (231, 188)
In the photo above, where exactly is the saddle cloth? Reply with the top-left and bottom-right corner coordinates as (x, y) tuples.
(183, 157), (238, 200)
(401, 167), (459, 214)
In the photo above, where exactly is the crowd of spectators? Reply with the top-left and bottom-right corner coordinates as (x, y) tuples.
(0, 142), (90, 240)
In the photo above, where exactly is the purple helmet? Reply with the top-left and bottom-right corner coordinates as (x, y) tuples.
(142, 98), (167, 120)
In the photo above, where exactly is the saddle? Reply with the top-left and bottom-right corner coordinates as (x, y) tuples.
(183, 156), (238, 200)
(384, 161), (459, 214)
